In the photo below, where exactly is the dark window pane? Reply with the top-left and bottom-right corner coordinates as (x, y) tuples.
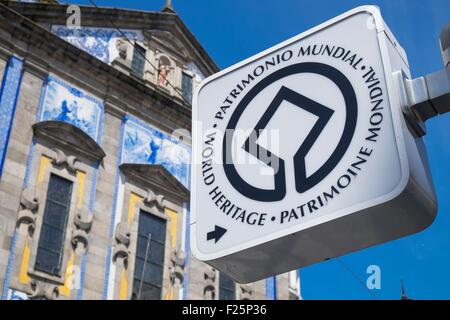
(132, 282), (160, 300)
(181, 72), (193, 103)
(131, 45), (146, 78)
(39, 225), (64, 252)
(220, 289), (235, 301)
(43, 201), (69, 229)
(138, 214), (166, 243)
(132, 210), (166, 300)
(136, 236), (148, 258)
(34, 248), (60, 274)
(142, 284), (160, 300)
(35, 174), (72, 276)
(142, 264), (163, 285)
(149, 242), (165, 264)
(219, 273), (236, 300)
(47, 175), (72, 204)
(134, 257), (144, 272)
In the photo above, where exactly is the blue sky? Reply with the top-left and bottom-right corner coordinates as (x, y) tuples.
(69, 0), (450, 299)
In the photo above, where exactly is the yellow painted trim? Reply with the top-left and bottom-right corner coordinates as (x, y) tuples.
(119, 269), (128, 300)
(165, 285), (174, 300)
(165, 208), (178, 248)
(165, 208), (178, 300)
(76, 170), (86, 209)
(19, 155), (50, 284)
(59, 252), (75, 297)
(24, 157), (85, 296)
(59, 171), (84, 296)
(18, 238), (31, 284)
(117, 193), (143, 300)
(127, 193), (143, 225)
(37, 155), (51, 186)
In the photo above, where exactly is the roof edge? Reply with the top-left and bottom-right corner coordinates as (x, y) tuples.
(0, 0), (219, 75)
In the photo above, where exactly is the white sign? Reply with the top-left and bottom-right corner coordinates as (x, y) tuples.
(191, 6), (437, 283)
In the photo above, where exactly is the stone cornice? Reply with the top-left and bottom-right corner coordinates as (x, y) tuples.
(119, 163), (190, 204)
(0, 44), (11, 60)
(32, 121), (106, 162)
(0, 0), (219, 76)
(22, 59), (49, 80)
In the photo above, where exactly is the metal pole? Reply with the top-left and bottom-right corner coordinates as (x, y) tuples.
(138, 233), (152, 300)
(395, 22), (450, 137)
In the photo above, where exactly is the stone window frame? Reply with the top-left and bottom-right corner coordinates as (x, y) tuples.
(10, 116), (104, 297)
(115, 163), (189, 300)
(121, 183), (178, 300)
(26, 150), (84, 285)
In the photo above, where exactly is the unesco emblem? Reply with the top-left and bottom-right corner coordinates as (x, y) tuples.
(223, 62), (358, 202)
(191, 7), (437, 284)
(199, 44), (385, 228)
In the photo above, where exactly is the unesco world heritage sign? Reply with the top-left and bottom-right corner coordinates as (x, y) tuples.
(191, 6), (437, 283)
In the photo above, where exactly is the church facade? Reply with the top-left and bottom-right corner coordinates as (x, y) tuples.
(0, 1), (301, 300)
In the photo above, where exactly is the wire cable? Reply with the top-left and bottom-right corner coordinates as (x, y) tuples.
(78, 0), (190, 105)
(336, 258), (378, 299)
(72, 1), (379, 301)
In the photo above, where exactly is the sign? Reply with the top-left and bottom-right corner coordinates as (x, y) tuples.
(191, 6), (437, 283)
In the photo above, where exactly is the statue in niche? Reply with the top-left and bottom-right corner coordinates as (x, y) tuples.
(157, 56), (172, 87)
(157, 64), (170, 86)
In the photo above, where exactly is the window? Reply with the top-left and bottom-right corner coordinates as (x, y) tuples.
(219, 273), (236, 300)
(132, 210), (167, 300)
(131, 44), (146, 78)
(35, 174), (73, 276)
(181, 72), (193, 103)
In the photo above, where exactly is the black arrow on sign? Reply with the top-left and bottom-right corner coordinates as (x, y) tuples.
(207, 225), (227, 243)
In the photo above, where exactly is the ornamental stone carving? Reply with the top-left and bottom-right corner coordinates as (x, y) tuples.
(27, 279), (59, 300)
(112, 222), (131, 268)
(74, 210), (93, 231)
(143, 189), (165, 209)
(51, 148), (77, 172)
(116, 38), (129, 60)
(71, 229), (88, 255)
(114, 222), (131, 246)
(169, 248), (185, 285)
(16, 188), (39, 235)
(203, 267), (216, 300)
(239, 283), (253, 300)
(71, 209), (93, 255)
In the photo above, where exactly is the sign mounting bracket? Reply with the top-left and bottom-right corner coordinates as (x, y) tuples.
(395, 23), (450, 137)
